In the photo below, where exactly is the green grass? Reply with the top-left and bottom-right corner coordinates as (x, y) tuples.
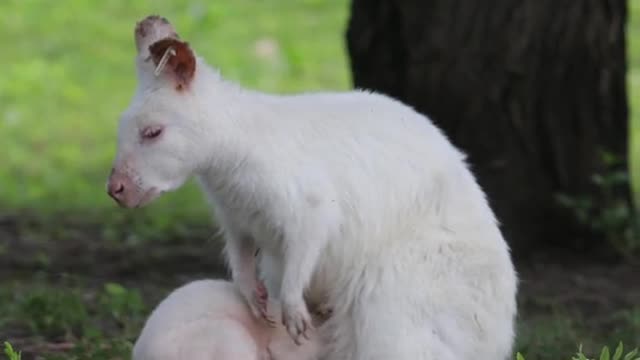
(1, 1), (640, 359)
(1, 277), (638, 360)
(3, 342), (21, 360)
(1, 280), (142, 359)
(517, 342), (640, 360)
(515, 310), (640, 360)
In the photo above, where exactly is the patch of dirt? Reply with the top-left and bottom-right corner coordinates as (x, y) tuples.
(0, 212), (227, 284)
(1, 211), (639, 357)
(516, 254), (640, 333)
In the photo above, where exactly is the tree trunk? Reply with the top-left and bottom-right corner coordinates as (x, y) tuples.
(346, 0), (630, 257)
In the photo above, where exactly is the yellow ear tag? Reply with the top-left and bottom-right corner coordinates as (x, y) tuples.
(154, 46), (176, 77)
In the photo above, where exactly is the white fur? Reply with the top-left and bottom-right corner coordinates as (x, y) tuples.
(132, 279), (320, 360)
(113, 17), (518, 360)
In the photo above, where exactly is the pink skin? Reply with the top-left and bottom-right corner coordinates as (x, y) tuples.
(246, 292), (324, 360)
(234, 282), (326, 359)
(225, 233), (280, 328)
(253, 280), (276, 327)
(246, 289), (322, 360)
(255, 280), (277, 327)
(106, 167), (160, 208)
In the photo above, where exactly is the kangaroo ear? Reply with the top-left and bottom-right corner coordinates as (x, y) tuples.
(148, 38), (196, 90)
(134, 15), (179, 56)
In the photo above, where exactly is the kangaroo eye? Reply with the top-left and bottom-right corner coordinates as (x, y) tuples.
(141, 126), (163, 140)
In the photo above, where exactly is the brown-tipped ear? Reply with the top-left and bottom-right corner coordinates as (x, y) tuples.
(148, 38), (196, 91)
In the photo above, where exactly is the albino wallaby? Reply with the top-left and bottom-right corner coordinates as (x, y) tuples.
(107, 15), (517, 360)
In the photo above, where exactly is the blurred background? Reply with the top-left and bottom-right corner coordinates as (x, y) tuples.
(1, 1), (639, 359)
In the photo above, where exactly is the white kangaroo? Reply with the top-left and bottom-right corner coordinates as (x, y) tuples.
(132, 279), (321, 360)
(107, 15), (518, 360)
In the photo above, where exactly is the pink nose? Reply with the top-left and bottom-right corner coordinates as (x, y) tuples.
(107, 169), (130, 204)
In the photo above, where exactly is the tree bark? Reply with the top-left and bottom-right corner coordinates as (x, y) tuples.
(346, 0), (630, 257)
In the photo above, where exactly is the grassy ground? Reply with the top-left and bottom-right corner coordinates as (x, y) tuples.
(1, 1), (639, 359)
